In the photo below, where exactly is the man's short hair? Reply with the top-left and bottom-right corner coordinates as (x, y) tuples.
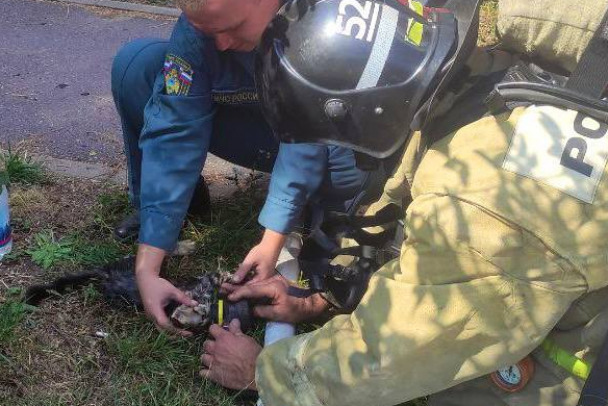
(174, 0), (206, 12)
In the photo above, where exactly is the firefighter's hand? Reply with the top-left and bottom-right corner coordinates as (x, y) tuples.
(200, 319), (261, 390)
(228, 275), (329, 324)
(230, 230), (286, 284)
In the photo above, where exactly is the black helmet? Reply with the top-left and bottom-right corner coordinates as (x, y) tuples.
(256, 0), (480, 158)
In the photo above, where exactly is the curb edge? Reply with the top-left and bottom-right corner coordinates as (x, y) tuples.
(54, 0), (180, 17)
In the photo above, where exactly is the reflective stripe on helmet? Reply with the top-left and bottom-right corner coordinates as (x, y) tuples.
(541, 338), (592, 380)
(406, 1), (424, 45)
(356, 4), (399, 90)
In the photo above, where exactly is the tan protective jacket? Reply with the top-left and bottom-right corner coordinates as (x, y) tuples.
(497, 0), (608, 73)
(256, 90), (608, 405)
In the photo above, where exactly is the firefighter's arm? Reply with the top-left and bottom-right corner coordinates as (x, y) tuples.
(255, 195), (587, 406)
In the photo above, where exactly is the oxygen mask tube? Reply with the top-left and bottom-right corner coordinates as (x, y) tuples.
(256, 233), (302, 406)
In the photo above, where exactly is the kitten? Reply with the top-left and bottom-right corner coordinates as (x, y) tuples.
(24, 256), (252, 333)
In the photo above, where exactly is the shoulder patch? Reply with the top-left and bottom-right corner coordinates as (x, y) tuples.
(503, 105), (608, 203)
(163, 54), (193, 96)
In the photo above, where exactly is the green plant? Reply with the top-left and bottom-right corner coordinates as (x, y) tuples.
(93, 190), (131, 233)
(26, 230), (75, 269)
(180, 191), (264, 270)
(0, 300), (33, 345)
(0, 148), (46, 185)
(107, 326), (195, 376)
(104, 323), (238, 406)
(72, 238), (126, 267)
(82, 283), (101, 306)
(1, 247), (24, 262)
(0, 169), (8, 187)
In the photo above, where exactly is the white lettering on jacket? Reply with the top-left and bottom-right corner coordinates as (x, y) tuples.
(503, 105), (608, 203)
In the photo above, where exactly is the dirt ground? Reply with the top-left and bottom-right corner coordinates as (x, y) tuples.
(0, 173), (266, 406)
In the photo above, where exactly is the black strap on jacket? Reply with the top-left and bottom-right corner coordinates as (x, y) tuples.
(289, 203), (403, 312)
(486, 5), (608, 119)
(566, 9), (608, 99)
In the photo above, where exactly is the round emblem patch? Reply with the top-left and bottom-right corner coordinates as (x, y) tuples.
(490, 356), (535, 393)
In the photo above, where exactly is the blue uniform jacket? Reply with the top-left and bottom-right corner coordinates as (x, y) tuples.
(128, 16), (367, 252)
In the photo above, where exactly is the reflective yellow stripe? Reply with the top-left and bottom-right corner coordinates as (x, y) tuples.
(406, 1), (424, 46)
(541, 339), (591, 380)
(217, 299), (224, 326)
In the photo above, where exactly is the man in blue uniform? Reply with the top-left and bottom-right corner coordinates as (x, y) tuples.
(110, 0), (373, 334)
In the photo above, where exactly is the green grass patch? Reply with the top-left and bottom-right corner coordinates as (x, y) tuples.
(105, 322), (239, 406)
(181, 191), (264, 271)
(14, 394), (75, 406)
(25, 229), (129, 270)
(26, 230), (75, 269)
(72, 238), (128, 267)
(107, 325), (198, 377)
(0, 300), (33, 346)
(1, 148), (46, 185)
(94, 189), (132, 234)
(82, 283), (102, 306)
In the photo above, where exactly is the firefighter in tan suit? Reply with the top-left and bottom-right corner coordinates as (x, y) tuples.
(199, 1), (608, 405)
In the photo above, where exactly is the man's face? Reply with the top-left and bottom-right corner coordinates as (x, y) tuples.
(184, 0), (280, 52)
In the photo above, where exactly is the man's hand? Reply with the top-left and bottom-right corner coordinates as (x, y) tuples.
(227, 275), (330, 324)
(200, 319), (262, 390)
(231, 229), (286, 284)
(135, 244), (197, 337)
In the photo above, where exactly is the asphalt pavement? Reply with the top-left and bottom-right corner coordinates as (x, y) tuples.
(0, 0), (174, 166)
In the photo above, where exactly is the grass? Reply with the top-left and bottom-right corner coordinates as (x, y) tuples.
(26, 230), (75, 269)
(102, 322), (242, 406)
(181, 192), (263, 268)
(18, 189), (132, 269)
(23, 230), (126, 269)
(94, 189), (133, 235)
(479, 0), (499, 47)
(0, 300), (32, 346)
(1, 170), (266, 406)
(1, 148), (46, 186)
(72, 237), (127, 267)
(108, 327), (191, 376)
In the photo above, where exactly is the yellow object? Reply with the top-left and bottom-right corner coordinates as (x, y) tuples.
(406, 1), (424, 46)
(217, 299), (224, 326)
(541, 339), (591, 381)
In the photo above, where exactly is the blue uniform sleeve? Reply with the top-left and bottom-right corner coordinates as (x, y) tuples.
(258, 143), (328, 233)
(137, 17), (215, 252)
(138, 76), (213, 252)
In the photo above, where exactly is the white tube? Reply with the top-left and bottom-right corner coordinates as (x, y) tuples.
(257, 234), (302, 406)
(263, 232), (302, 346)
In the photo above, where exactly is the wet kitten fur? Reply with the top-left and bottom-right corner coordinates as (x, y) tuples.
(24, 256), (229, 331)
